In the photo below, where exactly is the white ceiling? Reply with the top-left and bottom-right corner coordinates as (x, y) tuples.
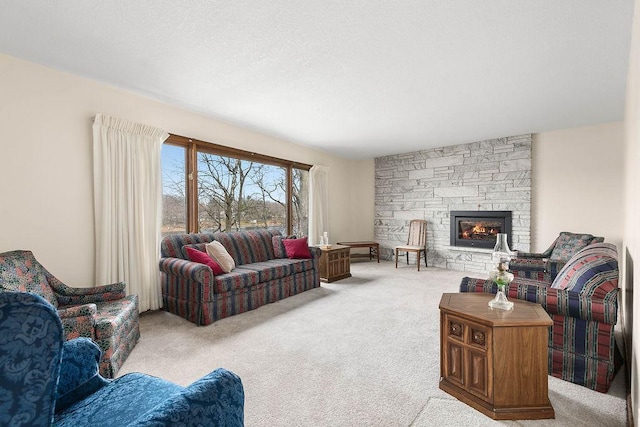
(0, 1), (634, 159)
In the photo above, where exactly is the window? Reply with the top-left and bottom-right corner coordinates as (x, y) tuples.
(161, 134), (310, 237)
(161, 144), (187, 236)
(291, 168), (309, 237)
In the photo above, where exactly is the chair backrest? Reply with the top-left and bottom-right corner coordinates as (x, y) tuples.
(406, 220), (427, 247)
(0, 250), (59, 308)
(0, 291), (63, 426)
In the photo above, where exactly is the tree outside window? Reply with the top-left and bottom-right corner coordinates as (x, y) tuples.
(161, 136), (309, 237)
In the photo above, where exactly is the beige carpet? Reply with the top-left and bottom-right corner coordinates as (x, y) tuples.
(118, 261), (627, 426)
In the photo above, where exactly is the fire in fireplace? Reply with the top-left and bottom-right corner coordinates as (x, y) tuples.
(450, 211), (512, 249)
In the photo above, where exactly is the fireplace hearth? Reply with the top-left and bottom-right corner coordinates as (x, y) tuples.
(450, 211), (512, 249)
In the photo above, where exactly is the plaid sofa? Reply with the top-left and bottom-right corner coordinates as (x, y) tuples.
(0, 250), (140, 378)
(509, 231), (604, 281)
(460, 242), (621, 393)
(159, 229), (321, 326)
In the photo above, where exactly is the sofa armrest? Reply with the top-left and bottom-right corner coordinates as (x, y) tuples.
(460, 277), (617, 324)
(509, 258), (563, 282)
(308, 246), (321, 259)
(513, 252), (547, 259)
(44, 268), (127, 305)
(159, 257), (215, 282)
(57, 304), (97, 319)
(515, 237), (557, 259)
(57, 304), (97, 340)
(132, 368), (245, 427)
(56, 338), (110, 413)
(509, 258), (549, 281)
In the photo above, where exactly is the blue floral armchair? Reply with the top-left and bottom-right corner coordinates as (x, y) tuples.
(0, 291), (245, 427)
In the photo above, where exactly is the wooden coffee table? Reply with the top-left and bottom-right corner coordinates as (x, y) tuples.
(336, 241), (379, 262)
(439, 293), (554, 420)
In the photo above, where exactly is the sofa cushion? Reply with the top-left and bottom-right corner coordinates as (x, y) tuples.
(283, 237), (312, 259)
(161, 233), (216, 259)
(551, 243), (618, 293)
(206, 241), (236, 273)
(213, 269), (261, 293)
(55, 373), (183, 426)
(272, 236), (287, 259)
(185, 246), (224, 275)
(272, 234), (298, 259)
(549, 232), (596, 262)
(232, 259), (315, 283)
(214, 229), (278, 265)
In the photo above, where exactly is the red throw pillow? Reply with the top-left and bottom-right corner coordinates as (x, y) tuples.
(185, 246), (224, 275)
(283, 237), (312, 259)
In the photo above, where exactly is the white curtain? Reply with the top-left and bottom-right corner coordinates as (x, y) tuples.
(93, 113), (169, 312)
(308, 165), (329, 245)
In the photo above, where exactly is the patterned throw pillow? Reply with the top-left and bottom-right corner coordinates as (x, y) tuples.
(551, 243), (618, 292)
(549, 232), (596, 262)
(205, 241), (236, 273)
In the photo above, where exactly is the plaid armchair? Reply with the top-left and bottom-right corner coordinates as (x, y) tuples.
(510, 231), (604, 280)
(461, 242), (621, 393)
(0, 250), (140, 378)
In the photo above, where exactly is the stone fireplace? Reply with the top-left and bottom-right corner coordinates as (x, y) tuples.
(450, 211), (512, 249)
(374, 134), (531, 274)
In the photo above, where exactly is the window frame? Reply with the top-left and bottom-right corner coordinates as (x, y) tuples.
(164, 134), (312, 235)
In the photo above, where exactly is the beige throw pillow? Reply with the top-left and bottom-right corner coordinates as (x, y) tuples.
(206, 241), (236, 273)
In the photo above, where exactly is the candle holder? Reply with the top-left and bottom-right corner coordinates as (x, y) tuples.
(319, 233), (330, 249)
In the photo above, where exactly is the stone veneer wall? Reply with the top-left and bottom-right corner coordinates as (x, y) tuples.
(374, 135), (532, 274)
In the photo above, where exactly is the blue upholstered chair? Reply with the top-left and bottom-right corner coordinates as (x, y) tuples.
(0, 292), (245, 427)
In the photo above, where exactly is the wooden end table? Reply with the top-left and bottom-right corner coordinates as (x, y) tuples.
(439, 293), (554, 420)
(318, 244), (351, 283)
(336, 241), (379, 263)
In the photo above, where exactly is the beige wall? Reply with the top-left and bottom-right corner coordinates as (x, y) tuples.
(623, 0), (639, 422)
(0, 53), (374, 286)
(531, 122), (625, 252)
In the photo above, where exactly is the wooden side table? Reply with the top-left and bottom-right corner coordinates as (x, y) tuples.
(318, 245), (351, 283)
(439, 293), (554, 420)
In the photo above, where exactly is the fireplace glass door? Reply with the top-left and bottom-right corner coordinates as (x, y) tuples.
(450, 211), (512, 249)
(458, 219), (502, 243)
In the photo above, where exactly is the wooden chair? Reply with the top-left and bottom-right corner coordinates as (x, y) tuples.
(395, 219), (428, 270)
